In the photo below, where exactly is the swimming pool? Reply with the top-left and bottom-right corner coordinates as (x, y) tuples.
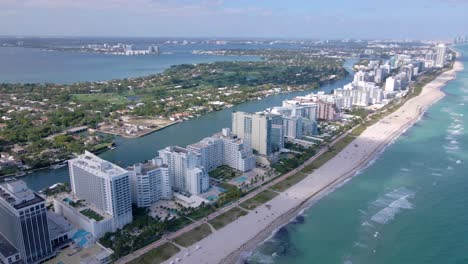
(72, 230), (92, 248)
(234, 176), (248, 183)
(206, 195), (218, 201)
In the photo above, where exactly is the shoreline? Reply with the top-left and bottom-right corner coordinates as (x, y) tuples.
(160, 54), (464, 264)
(2, 74), (348, 179)
(94, 120), (180, 139)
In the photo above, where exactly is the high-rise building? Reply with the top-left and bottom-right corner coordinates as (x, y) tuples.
(425, 51), (436, 61)
(374, 67), (386, 84)
(68, 151), (133, 232)
(354, 71), (369, 83)
(316, 101), (338, 121)
(269, 103), (318, 138)
(271, 124), (284, 152)
(299, 103), (318, 122)
(435, 44), (447, 68)
(128, 158), (172, 208)
(232, 112), (283, 156)
(187, 138), (224, 172)
(351, 90), (370, 106)
(187, 128), (255, 173)
(389, 56), (397, 69)
(283, 116), (304, 139)
(0, 180), (54, 263)
(385, 76), (397, 92)
(158, 147), (209, 195)
(400, 65), (414, 81)
(148, 45), (160, 54)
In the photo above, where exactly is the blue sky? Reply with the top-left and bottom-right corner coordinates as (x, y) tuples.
(1, 0), (467, 39)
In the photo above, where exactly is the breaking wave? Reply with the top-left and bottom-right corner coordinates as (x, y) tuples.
(370, 187), (415, 225)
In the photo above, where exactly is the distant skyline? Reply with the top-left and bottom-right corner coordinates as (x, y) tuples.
(1, 0), (468, 39)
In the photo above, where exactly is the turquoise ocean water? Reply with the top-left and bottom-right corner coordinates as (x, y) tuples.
(247, 45), (468, 264)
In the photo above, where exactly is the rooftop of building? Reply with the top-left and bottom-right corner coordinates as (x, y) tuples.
(174, 193), (210, 208)
(54, 193), (113, 222)
(127, 159), (167, 175)
(161, 146), (190, 154)
(0, 233), (18, 259)
(187, 137), (221, 149)
(0, 179), (44, 210)
(70, 151), (127, 179)
(44, 243), (113, 264)
(47, 212), (75, 239)
(212, 132), (243, 144)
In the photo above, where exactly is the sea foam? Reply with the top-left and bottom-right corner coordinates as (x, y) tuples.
(370, 188), (415, 225)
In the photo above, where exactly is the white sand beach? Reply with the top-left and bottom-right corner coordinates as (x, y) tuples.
(159, 58), (464, 264)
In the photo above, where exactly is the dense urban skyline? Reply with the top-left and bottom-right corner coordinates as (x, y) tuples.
(1, 0), (468, 39)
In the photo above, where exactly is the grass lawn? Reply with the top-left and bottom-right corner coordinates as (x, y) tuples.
(127, 243), (180, 264)
(239, 190), (278, 210)
(72, 93), (129, 105)
(209, 165), (242, 181)
(91, 142), (113, 152)
(270, 172), (309, 192)
(173, 224), (212, 248)
(80, 209), (104, 221)
(208, 207), (248, 230)
(186, 205), (217, 221)
(218, 182), (237, 191)
(165, 217), (193, 232)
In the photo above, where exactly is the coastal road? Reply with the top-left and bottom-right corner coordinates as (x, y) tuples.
(116, 127), (355, 264)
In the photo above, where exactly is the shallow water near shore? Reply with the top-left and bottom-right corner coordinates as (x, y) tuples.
(246, 45), (468, 264)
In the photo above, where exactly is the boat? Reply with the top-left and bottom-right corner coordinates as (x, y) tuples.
(15, 172), (26, 177)
(51, 163), (67, 170)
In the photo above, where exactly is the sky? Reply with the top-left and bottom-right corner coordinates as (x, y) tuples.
(1, 0), (467, 39)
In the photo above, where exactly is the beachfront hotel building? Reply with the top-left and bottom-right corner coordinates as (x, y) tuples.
(0, 180), (54, 264)
(269, 102), (319, 138)
(187, 137), (224, 172)
(317, 101), (338, 120)
(128, 158), (172, 208)
(232, 112), (284, 156)
(187, 128), (256, 173)
(282, 116), (304, 139)
(435, 43), (447, 68)
(54, 151), (133, 238)
(158, 147), (210, 195)
(385, 76), (397, 92)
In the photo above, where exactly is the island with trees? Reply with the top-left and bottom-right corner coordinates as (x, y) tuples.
(0, 50), (348, 176)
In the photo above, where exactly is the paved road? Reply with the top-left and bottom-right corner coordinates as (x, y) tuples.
(116, 128), (354, 264)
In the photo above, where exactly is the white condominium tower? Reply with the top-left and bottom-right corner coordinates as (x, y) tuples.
(68, 151), (132, 231)
(128, 158), (172, 208)
(158, 147), (210, 195)
(187, 128), (256, 173)
(232, 112), (284, 156)
(435, 43), (446, 68)
(187, 137), (224, 172)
